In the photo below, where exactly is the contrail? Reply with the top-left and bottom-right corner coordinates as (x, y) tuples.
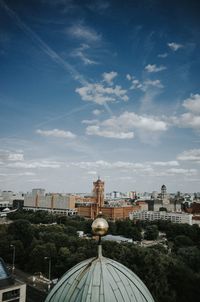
(0, 0), (114, 117)
(0, 0), (87, 86)
(36, 103), (93, 128)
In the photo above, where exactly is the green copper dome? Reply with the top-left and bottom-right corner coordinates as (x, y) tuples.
(45, 246), (155, 302)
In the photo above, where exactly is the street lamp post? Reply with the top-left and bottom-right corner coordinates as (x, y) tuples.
(44, 257), (51, 290)
(10, 244), (15, 274)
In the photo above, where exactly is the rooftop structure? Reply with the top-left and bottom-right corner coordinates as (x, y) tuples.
(0, 258), (26, 302)
(45, 215), (155, 302)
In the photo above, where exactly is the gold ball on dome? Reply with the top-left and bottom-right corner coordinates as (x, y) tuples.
(92, 217), (109, 236)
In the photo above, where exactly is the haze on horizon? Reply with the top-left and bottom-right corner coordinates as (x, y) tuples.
(0, 0), (200, 193)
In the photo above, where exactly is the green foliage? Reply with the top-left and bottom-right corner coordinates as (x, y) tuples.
(8, 210), (57, 224)
(2, 213), (200, 302)
(177, 246), (200, 272)
(144, 225), (159, 240)
(7, 219), (34, 248)
(174, 235), (194, 248)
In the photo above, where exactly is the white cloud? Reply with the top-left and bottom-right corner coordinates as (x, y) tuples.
(8, 153), (24, 161)
(128, 75), (163, 91)
(36, 129), (76, 138)
(152, 161), (179, 167)
(168, 42), (183, 51)
(93, 109), (103, 116)
(166, 168), (197, 175)
(8, 160), (61, 169)
(102, 71), (118, 85)
(178, 113), (200, 130)
(158, 53), (168, 58)
(126, 74), (132, 81)
(71, 44), (97, 65)
(82, 119), (99, 124)
(143, 79), (164, 89)
(84, 111), (168, 140)
(170, 93), (200, 130)
(72, 160), (189, 177)
(130, 79), (143, 90)
(177, 149), (200, 161)
(102, 112), (168, 132)
(71, 160), (150, 170)
(86, 125), (134, 139)
(76, 82), (129, 105)
(145, 64), (167, 73)
(67, 24), (101, 42)
(0, 150), (24, 162)
(183, 94), (200, 113)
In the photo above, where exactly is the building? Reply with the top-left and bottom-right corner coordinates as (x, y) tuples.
(0, 258), (26, 302)
(129, 210), (193, 225)
(136, 201), (148, 211)
(153, 185), (182, 212)
(24, 189), (77, 215)
(77, 178), (139, 220)
(44, 216), (155, 302)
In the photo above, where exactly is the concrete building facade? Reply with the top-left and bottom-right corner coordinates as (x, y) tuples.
(24, 189), (76, 215)
(129, 210), (193, 225)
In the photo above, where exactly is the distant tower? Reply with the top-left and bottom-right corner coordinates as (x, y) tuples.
(93, 177), (104, 210)
(161, 184), (167, 200)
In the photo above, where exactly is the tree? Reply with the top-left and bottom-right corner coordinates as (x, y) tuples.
(8, 219), (34, 248)
(173, 235), (194, 250)
(27, 242), (57, 275)
(144, 225), (159, 240)
(177, 246), (200, 272)
(132, 227), (142, 241)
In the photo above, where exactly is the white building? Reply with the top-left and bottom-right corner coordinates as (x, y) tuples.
(129, 210), (193, 225)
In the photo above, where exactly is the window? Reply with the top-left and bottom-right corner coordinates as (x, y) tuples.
(2, 289), (20, 301)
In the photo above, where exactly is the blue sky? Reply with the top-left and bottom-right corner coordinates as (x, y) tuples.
(0, 0), (200, 193)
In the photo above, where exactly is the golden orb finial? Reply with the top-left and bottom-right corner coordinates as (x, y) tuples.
(92, 216), (109, 236)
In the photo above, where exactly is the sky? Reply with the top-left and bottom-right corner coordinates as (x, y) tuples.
(0, 0), (200, 193)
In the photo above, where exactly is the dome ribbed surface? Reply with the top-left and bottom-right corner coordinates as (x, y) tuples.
(45, 254), (155, 302)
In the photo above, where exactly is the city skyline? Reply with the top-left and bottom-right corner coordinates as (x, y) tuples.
(0, 0), (200, 192)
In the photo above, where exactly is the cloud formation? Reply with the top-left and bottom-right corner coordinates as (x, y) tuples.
(102, 71), (118, 85)
(93, 109), (103, 116)
(8, 160), (61, 169)
(177, 149), (200, 161)
(67, 24), (101, 43)
(152, 161), (179, 167)
(126, 74), (163, 91)
(158, 53), (168, 58)
(85, 111), (168, 139)
(86, 125), (134, 139)
(145, 64), (167, 73)
(71, 44), (97, 65)
(102, 111), (168, 132)
(76, 82), (128, 104)
(36, 129), (76, 138)
(168, 42), (183, 51)
(0, 150), (24, 162)
(183, 94), (200, 113)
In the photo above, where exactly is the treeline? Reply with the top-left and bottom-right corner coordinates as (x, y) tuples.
(0, 210), (200, 302)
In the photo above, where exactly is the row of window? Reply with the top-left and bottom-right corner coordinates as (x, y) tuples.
(2, 289), (20, 301)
